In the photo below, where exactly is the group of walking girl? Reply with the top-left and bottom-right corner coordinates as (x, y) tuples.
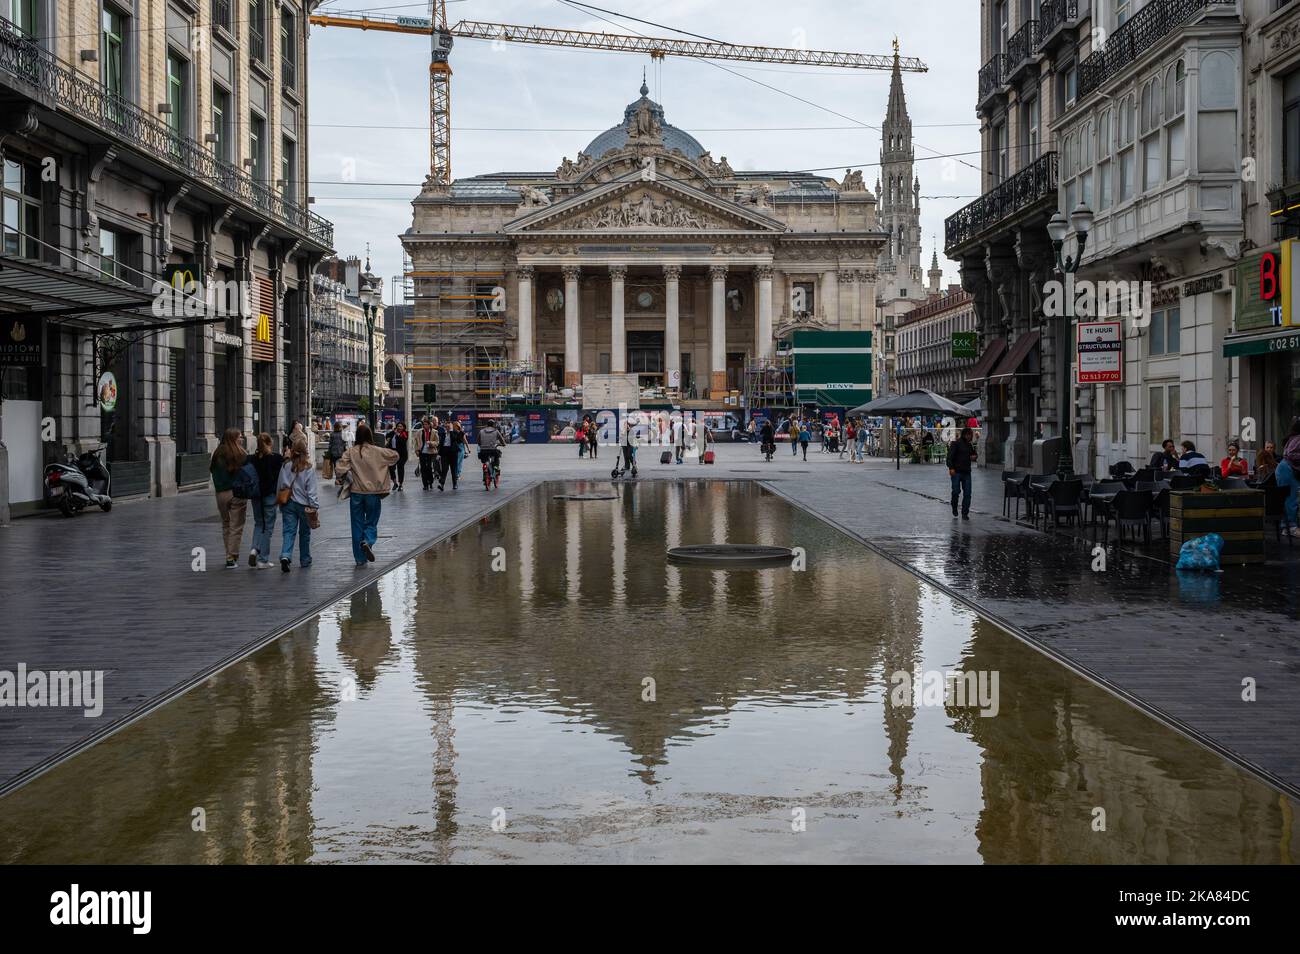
(412, 415), (471, 491)
(210, 420), (400, 573)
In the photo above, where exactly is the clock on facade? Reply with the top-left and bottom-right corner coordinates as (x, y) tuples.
(636, 291), (654, 308)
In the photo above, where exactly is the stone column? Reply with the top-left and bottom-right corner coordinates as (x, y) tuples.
(664, 264), (682, 389)
(709, 263), (727, 395)
(839, 269), (859, 330)
(819, 269), (836, 323)
(609, 264), (627, 374)
(562, 264), (581, 387)
(516, 264), (534, 365)
(756, 264), (774, 359)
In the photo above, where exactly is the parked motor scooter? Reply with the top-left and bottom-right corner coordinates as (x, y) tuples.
(44, 446), (112, 516)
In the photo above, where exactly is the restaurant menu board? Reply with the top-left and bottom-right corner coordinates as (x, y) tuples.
(1076, 321), (1123, 384)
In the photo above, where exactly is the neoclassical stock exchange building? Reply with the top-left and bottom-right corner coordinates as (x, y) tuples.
(401, 67), (935, 408)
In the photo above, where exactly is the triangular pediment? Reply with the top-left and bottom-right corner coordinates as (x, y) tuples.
(505, 176), (784, 234)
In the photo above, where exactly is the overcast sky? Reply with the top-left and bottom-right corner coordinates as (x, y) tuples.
(307, 0), (982, 305)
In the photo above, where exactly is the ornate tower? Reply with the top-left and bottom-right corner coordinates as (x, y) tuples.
(876, 40), (923, 303)
(928, 249), (943, 295)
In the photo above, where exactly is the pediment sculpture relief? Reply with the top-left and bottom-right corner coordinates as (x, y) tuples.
(574, 192), (717, 229)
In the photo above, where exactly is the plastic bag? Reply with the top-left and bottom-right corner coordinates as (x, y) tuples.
(1174, 533), (1224, 571)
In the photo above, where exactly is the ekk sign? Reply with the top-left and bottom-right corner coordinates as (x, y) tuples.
(1076, 320), (1123, 384)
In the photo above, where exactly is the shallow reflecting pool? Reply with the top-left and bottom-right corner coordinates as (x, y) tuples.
(1, 481), (1294, 863)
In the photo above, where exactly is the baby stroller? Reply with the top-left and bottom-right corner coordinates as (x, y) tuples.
(611, 443), (638, 479)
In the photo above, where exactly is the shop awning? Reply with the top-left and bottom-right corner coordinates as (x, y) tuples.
(987, 331), (1041, 382)
(1222, 326), (1300, 358)
(0, 252), (153, 323)
(964, 337), (1007, 385)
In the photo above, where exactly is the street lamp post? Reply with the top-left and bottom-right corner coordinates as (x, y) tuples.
(362, 301), (377, 426)
(1045, 202), (1094, 479)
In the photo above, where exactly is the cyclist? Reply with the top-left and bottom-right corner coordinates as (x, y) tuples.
(477, 418), (505, 487)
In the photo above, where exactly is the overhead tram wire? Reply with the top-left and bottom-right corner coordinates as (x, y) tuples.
(303, 147), (995, 189)
(553, 0), (982, 174)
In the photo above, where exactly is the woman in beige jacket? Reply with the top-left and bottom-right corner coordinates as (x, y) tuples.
(334, 423), (400, 566)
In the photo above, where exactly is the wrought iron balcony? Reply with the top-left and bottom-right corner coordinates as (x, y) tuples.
(0, 23), (332, 248)
(250, 27), (266, 64)
(211, 0), (232, 33)
(944, 151), (1058, 254)
(282, 56), (296, 91)
(1006, 20), (1039, 78)
(978, 53), (1007, 105)
(1038, 0), (1079, 48)
(1078, 0), (1237, 100)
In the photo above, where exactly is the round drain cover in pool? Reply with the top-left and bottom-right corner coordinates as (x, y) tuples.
(554, 493), (619, 501)
(666, 544), (795, 568)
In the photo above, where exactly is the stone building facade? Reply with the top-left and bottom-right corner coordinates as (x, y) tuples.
(401, 80), (887, 407)
(895, 285), (979, 398)
(0, 0), (332, 518)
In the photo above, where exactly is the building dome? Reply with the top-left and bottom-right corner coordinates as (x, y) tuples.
(583, 81), (707, 161)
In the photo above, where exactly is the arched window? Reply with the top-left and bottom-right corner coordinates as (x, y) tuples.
(1198, 51), (1238, 173)
(1199, 51), (1235, 109)
(1165, 60), (1185, 118)
(1140, 77), (1162, 135)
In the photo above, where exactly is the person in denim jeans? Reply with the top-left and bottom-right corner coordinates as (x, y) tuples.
(334, 423), (399, 566)
(278, 436), (320, 572)
(248, 432), (284, 568)
(946, 426), (976, 519)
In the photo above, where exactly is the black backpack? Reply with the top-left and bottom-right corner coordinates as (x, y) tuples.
(231, 462), (259, 499)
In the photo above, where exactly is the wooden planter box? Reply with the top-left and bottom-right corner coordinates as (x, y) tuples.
(1169, 489), (1265, 565)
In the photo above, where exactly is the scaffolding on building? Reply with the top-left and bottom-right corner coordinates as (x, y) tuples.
(405, 261), (513, 412)
(741, 351), (796, 412)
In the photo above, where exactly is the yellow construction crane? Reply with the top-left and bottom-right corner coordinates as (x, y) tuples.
(309, 4), (928, 185)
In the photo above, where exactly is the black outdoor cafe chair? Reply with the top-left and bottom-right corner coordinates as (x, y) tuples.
(1168, 474), (1201, 491)
(1087, 480), (1127, 538)
(1132, 467), (1156, 485)
(1262, 476), (1296, 547)
(1045, 479), (1084, 528)
(1028, 474), (1059, 528)
(1012, 473), (1035, 522)
(1001, 471), (1025, 518)
(1109, 461), (1136, 481)
(1218, 475), (1249, 490)
(1151, 487), (1171, 539)
(1113, 489), (1154, 547)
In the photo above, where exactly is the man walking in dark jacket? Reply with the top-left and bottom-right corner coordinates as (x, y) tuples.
(946, 427), (976, 519)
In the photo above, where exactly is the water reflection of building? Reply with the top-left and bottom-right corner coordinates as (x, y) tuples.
(406, 481), (924, 788)
(957, 617), (1297, 865)
(0, 622), (332, 863)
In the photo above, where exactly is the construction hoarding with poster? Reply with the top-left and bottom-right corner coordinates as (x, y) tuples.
(790, 330), (872, 407)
